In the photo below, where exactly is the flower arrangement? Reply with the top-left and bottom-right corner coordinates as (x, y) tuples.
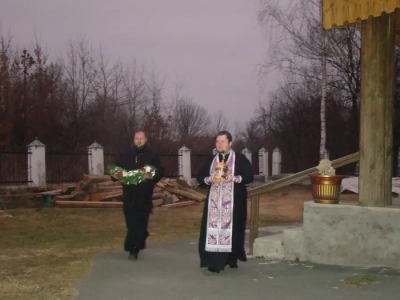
(106, 164), (156, 185)
(316, 159), (336, 176)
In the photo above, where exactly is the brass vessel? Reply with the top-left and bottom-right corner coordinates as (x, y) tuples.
(309, 174), (345, 204)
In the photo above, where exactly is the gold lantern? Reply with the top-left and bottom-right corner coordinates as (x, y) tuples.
(214, 159), (229, 180)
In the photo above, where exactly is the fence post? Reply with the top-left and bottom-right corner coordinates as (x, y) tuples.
(242, 148), (252, 164)
(259, 147), (269, 182)
(88, 141), (104, 175)
(27, 137), (46, 187)
(272, 148), (282, 175)
(179, 145), (192, 186)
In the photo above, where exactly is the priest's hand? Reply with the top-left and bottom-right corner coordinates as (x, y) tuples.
(210, 176), (223, 184)
(221, 176), (234, 183)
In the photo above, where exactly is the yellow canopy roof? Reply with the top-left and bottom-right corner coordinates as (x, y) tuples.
(323, 0), (400, 29)
(323, 0), (400, 44)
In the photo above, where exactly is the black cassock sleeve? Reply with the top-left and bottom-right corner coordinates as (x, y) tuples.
(150, 153), (165, 183)
(197, 156), (214, 187)
(115, 153), (124, 168)
(235, 153), (254, 185)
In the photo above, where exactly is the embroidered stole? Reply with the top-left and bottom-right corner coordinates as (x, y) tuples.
(205, 151), (235, 252)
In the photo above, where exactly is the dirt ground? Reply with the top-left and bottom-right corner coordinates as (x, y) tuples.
(256, 184), (359, 225)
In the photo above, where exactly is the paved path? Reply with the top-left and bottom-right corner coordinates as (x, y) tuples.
(77, 225), (400, 300)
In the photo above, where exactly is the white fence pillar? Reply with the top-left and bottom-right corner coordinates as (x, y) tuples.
(272, 147), (282, 175)
(259, 147), (269, 182)
(88, 141), (104, 175)
(27, 137), (46, 187)
(242, 148), (252, 164)
(179, 145), (192, 186)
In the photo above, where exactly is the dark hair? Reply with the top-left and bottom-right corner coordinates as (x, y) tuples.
(216, 130), (232, 142)
(134, 130), (148, 139)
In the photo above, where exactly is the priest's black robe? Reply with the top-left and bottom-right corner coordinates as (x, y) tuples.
(197, 152), (254, 271)
(115, 143), (164, 252)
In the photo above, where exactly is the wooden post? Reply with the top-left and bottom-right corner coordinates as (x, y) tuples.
(359, 13), (395, 207)
(249, 195), (259, 255)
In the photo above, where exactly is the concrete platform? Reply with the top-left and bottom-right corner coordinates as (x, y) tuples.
(253, 201), (400, 269)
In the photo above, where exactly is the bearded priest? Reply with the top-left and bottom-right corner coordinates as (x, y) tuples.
(197, 130), (254, 274)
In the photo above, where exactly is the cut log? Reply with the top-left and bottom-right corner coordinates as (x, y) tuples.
(53, 195), (76, 200)
(176, 179), (191, 188)
(62, 185), (76, 195)
(37, 189), (62, 196)
(153, 186), (163, 193)
(82, 174), (112, 183)
(89, 184), (122, 193)
(90, 191), (123, 202)
(78, 180), (90, 191)
(152, 198), (163, 207)
(55, 200), (123, 208)
(162, 201), (196, 209)
(99, 193), (123, 201)
(168, 179), (206, 198)
(156, 183), (205, 202)
(152, 192), (163, 200)
(74, 192), (91, 202)
(97, 181), (121, 187)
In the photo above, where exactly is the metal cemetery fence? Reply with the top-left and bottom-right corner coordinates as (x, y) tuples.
(46, 152), (90, 183)
(0, 138), (282, 186)
(0, 150), (32, 185)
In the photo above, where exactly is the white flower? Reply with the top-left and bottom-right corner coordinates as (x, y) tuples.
(316, 159), (336, 175)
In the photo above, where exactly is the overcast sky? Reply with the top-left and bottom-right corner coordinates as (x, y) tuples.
(1, 0), (278, 129)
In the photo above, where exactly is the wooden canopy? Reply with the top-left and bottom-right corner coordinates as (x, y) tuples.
(323, 0), (400, 45)
(322, 0), (400, 207)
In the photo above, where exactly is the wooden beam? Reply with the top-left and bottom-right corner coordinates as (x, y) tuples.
(248, 195), (260, 255)
(248, 152), (359, 197)
(359, 13), (395, 207)
(55, 201), (123, 208)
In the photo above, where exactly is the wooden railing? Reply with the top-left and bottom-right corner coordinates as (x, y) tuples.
(247, 152), (360, 254)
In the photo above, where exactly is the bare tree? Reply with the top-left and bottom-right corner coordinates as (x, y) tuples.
(120, 59), (147, 133)
(61, 38), (96, 148)
(86, 47), (125, 145)
(257, 0), (361, 158)
(144, 68), (166, 117)
(0, 34), (13, 146)
(172, 97), (210, 145)
(209, 110), (228, 135)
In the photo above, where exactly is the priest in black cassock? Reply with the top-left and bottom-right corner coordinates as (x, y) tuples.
(197, 130), (254, 274)
(114, 131), (164, 260)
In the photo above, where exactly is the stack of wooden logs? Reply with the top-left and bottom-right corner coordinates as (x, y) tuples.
(48, 175), (206, 209)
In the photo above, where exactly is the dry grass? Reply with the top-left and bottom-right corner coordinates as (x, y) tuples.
(0, 205), (204, 300)
(0, 184), (359, 300)
(345, 274), (378, 287)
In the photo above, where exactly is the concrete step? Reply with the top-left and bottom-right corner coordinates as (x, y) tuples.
(283, 226), (305, 261)
(253, 233), (284, 259)
(252, 226), (306, 261)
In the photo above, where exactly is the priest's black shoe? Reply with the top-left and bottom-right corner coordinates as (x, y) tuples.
(204, 267), (220, 275)
(229, 263), (238, 269)
(128, 248), (139, 260)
